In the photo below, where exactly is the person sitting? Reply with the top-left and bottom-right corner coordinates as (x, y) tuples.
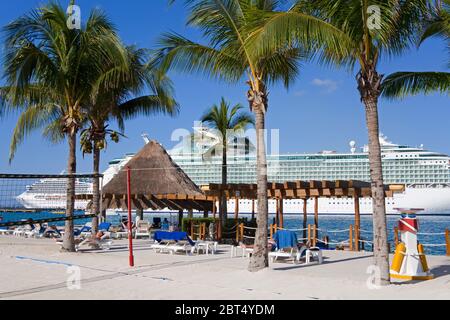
(161, 218), (169, 231)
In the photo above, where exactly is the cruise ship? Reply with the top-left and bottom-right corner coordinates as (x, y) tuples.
(16, 177), (92, 210)
(16, 130), (450, 215)
(104, 130), (450, 215)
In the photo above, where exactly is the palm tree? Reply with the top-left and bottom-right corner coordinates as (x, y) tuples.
(382, 0), (450, 98)
(1, 2), (127, 251)
(199, 97), (254, 228)
(254, 0), (430, 284)
(81, 46), (178, 233)
(157, 0), (310, 271)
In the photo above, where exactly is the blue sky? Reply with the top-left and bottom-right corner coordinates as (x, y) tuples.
(0, 0), (449, 174)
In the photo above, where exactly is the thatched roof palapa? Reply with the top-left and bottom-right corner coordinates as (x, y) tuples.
(101, 140), (213, 212)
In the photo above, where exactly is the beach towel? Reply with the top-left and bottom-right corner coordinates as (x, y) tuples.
(273, 230), (298, 250)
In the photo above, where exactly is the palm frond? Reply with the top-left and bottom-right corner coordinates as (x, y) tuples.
(382, 71), (450, 99)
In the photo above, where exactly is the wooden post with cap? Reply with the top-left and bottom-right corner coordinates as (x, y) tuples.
(126, 167), (134, 267)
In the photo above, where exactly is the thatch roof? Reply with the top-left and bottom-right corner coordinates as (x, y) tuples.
(101, 140), (213, 211)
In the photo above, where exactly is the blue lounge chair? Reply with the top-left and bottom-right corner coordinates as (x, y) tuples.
(98, 222), (111, 232)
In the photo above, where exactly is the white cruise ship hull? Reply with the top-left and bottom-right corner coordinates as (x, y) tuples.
(107, 187), (450, 216)
(229, 186), (450, 215)
(16, 192), (89, 210)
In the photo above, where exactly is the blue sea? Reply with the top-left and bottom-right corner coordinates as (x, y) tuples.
(1, 211), (449, 256)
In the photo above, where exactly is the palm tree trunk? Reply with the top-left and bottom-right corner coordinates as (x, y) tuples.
(248, 90), (269, 272)
(91, 143), (100, 234)
(364, 97), (390, 285)
(358, 68), (390, 285)
(220, 140), (228, 227)
(62, 130), (77, 252)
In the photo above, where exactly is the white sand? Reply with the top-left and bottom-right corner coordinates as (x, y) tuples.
(0, 236), (449, 300)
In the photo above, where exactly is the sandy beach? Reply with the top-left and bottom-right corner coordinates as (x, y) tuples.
(0, 236), (448, 300)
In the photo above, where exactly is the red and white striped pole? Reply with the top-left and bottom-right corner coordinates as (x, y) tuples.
(127, 166), (134, 267)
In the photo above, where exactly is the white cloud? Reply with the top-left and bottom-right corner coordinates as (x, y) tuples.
(311, 78), (339, 93)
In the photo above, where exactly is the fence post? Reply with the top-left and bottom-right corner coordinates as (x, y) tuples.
(446, 229), (450, 256)
(235, 223), (240, 242)
(355, 224), (359, 252)
(241, 223), (244, 242)
(307, 224), (311, 244)
(394, 226), (399, 247)
(349, 225), (353, 251)
(269, 224), (273, 240)
(312, 224), (317, 247)
(202, 223), (206, 240)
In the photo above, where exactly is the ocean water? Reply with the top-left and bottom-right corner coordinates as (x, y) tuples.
(1, 211), (449, 256)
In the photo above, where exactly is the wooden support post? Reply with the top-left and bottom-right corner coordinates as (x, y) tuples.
(136, 208), (144, 221)
(217, 221), (222, 241)
(349, 225), (353, 251)
(178, 210), (183, 229)
(269, 224), (273, 240)
(354, 193), (360, 251)
(234, 196), (239, 220)
(275, 198), (280, 226)
(394, 226), (399, 247)
(251, 199), (255, 221)
(312, 224), (317, 247)
(354, 224), (359, 252)
(279, 198), (284, 229)
(190, 223), (194, 239)
(307, 224), (311, 244)
(446, 229), (450, 256)
(188, 209), (193, 219)
(202, 223), (207, 240)
(314, 197), (319, 240)
(303, 198), (308, 243)
(212, 198), (217, 219)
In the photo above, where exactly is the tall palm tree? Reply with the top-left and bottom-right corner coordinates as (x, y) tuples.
(1, 2), (127, 251)
(382, 0), (450, 98)
(157, 0), (311, 271)
(254, 0), (430, 284)
(81, 46), (178, 233)
(199, 97), (254, 228)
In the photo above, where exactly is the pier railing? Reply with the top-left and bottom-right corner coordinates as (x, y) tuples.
(200, 221), (450, 256)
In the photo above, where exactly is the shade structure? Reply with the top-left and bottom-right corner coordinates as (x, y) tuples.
(100, 140), (213, 212)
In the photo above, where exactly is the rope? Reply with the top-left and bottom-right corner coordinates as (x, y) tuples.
(421, 243), (448, 247)
(417, 232), (447, 236)
(359, 229), (373, 234)
(320, 228), (349, 233)
(358, 239), (373, 244)
(316, 239), (350, 245)
(278, 228), (307, 232)
(243, 226), (257, 230)
(243, 235), (255, 239)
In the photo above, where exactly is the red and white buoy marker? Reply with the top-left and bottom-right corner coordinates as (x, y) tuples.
(390, 208), (433, 281)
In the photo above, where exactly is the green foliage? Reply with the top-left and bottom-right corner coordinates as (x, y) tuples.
(382, 71), (450, 99)
(156, 0), (306, 93)
(1, 2), (128, 162)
